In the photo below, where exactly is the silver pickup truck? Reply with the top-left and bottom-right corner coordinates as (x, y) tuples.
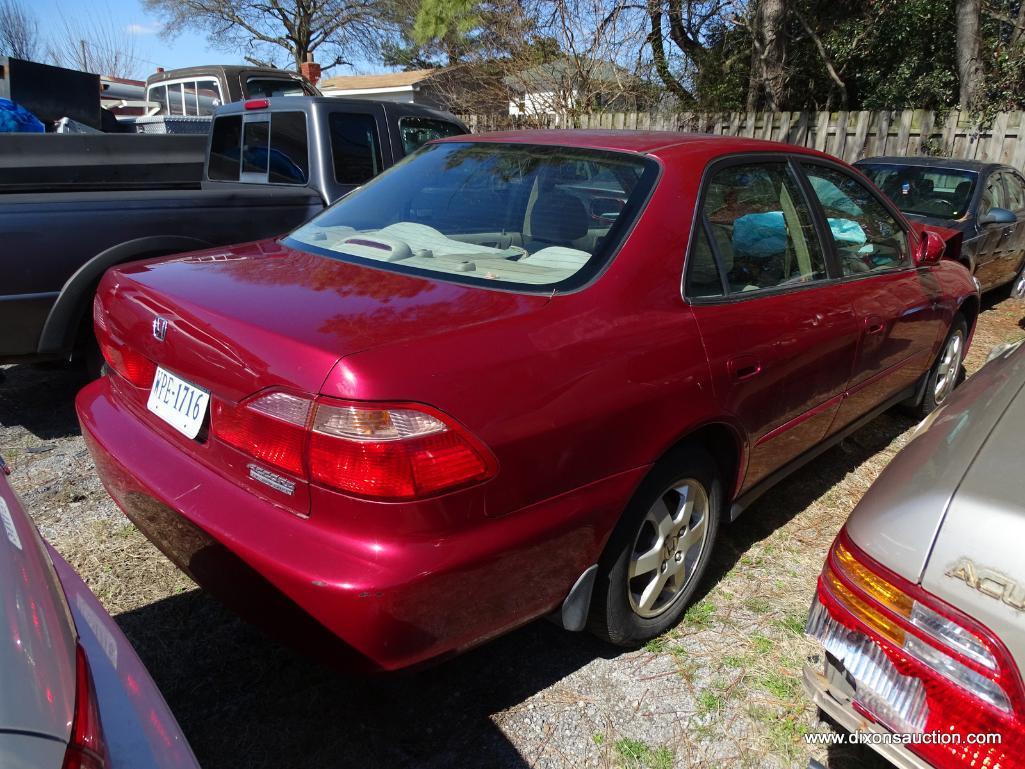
(0, 97), (465, 368)
(804, 338), (1025, 769)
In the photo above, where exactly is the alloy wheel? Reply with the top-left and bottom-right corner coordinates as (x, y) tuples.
(627, 479), (710, 618)
(933, 329), (964, 406)
(1013, 272), (1025, 300)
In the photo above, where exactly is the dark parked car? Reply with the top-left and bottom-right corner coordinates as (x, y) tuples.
(79, 131), (977, 672)
(0, 464), (198, 769)
(0, 97), (465, 367)
(857, 156), (1025, 295)
(804, 339), (1025, 769)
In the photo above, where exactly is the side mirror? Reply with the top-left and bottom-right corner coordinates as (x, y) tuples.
(915, 230), (946, 266)
(979, 207), (1016, 226)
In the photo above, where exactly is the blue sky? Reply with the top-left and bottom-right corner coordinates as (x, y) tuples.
(31, 0), (378, 78)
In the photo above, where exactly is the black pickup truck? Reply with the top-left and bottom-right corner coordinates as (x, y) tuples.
(0, 97), (466, 365)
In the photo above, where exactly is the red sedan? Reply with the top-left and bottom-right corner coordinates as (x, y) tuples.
(78, 131), (978, 671)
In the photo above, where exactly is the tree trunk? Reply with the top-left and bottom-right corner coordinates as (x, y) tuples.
(747, 0), (786, 110)
(956, 0), (984, 108)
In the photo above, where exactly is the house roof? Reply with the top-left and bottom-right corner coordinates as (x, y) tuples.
(504, 59), (631, 92)
(319, 69), (438, 92)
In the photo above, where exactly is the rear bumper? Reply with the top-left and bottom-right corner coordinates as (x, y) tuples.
(77, 376), (644, 671)
(48, 544), (199, 769)
(802, 660), (934, 769)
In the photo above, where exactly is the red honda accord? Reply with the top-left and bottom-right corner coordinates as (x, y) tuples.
(78, 131), (978, 671)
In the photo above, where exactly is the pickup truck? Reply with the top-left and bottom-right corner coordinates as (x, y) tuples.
(0, 96), (466, 367)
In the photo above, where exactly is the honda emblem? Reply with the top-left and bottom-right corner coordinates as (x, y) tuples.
(152, 317), (168, 342)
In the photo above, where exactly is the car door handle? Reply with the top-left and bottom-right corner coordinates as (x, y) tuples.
(728, 356), (763, 381)
(863, 315), (886, 335)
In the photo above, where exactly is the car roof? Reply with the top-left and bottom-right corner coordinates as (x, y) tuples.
(856, 155), (1002, 173)
(434, 129), (835, 160)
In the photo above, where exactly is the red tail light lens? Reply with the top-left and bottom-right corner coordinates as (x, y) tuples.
(98, 341), (156, 388)
(211, 392), (496, 500)
(309, 401), (493, 499)
(62, 644), (108, 769)
(809, 530), (1025, 768)
(93, 295), (155, 389)
(212, 391), (310, 475)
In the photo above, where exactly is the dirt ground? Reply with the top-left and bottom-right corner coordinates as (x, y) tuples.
(1, 292), (1022, 769)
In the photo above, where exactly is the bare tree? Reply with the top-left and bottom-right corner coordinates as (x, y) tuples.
(956, 0), (984, 108)
(144, 0), (385, 71)
(746, 0), (785, 109)
(0, 0), (40, 60)
(47, 12), (144, 78)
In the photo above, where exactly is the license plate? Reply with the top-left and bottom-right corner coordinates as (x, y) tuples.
(147, 367), (210, 439)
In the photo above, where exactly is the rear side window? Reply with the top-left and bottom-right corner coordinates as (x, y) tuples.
(398, 117), (465, 155)
(685, 226), (725, 298)
(803, 165), (908, 276)
(329, 113), (382, 185)
(207, 112), (308, 184)
(695, 162), (826, 296)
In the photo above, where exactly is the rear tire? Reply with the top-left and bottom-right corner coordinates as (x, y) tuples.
(915, 313), (967, 418)
(588, 448), (721, 646)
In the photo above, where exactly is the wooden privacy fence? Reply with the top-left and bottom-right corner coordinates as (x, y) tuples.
(458, 109), (1025, 172)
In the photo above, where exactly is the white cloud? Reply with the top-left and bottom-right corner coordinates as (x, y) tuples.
(125, 23), (160, 35)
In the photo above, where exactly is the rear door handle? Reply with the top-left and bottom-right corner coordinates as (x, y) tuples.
(728, 356), (763, 381)
(863, 315), (886, 335)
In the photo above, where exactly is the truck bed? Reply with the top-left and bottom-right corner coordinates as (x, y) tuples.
(0, 134), (206, 193)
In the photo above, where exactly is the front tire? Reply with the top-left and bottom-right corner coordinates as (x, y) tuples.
(916, 313), (967, 417)
(588, 448), (721, 646)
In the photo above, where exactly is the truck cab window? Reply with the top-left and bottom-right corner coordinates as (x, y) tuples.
(208, 112), (308, 185)
(329, 113), (382, 185)
(398, 117), (465, 155)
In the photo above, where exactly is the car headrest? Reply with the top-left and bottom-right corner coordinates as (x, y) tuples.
(530, 191), (589, 245)
(954, 180), (972, 199)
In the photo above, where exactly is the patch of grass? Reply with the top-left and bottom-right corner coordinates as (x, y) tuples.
(644, 635), (671, 654)
(723, 654), (748, 669)
(696, 683), (727, 717)
(776, 611), (807, 636)
(755, 671), (801, 701)
(751, 704), (810, 758)
(613, 738), (672, 769)
(684, 599), (715, 628)
(592, 733), (605, 747)
(751, 634), (773, 654)
(744, 596), (772, 614)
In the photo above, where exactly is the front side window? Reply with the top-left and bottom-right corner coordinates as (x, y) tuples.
(329, 113), (383, 185)
(398, 117), (465, 155)
(999, 172), (1025, 212)
(697, 162), (826, 295)
(981, 173), (1009, 216)
(286, 142), (658, 291)
(803, 165), (908, 276)
(858, 163), (977, 219)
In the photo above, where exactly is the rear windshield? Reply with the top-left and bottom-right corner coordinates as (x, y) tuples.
(859, 163), (978, 219)
(284, 142), (659, 292)
(245, 77), (311, 97)
(208, 112), (309, 184)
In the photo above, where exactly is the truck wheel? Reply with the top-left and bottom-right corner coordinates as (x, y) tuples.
(917, 314), (967, 417)
(589, 448), (720, 646)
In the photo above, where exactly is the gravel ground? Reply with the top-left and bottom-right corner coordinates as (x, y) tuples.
(1, 292), (1022, 769)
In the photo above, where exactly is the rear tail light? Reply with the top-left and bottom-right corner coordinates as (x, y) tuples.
(61, 644), (108, 769)
(808, 530), (1025, 768)
(92, 295), (155, 389)
(212, 392), (495, 500)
